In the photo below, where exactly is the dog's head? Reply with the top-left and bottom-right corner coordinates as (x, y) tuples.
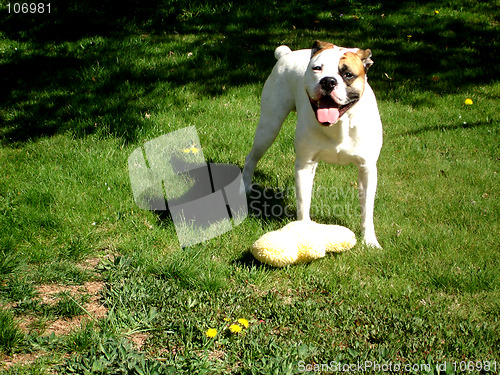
(305, 40), (373, 126)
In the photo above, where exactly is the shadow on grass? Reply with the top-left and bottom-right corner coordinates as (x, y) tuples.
(0, 0), (498, 144)
(246, 182), (295, 222)
(231, 251), (269, 270)
(152, 182), (293, 232)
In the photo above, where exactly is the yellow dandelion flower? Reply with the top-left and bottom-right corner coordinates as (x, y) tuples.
(229, 324), (242, 333)
(205, 328), (217, 338)
(223, 317), (231, 322)
(434, 10), (439, 15)
(237, 319), (249, 328)
(464, 98), (473, 105)
(181, 144), (200, 154)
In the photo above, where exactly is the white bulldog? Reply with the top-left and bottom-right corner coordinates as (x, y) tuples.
(243, 40), (383, 248)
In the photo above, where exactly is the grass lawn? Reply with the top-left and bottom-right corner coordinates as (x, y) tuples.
(1, 0), (499, 373)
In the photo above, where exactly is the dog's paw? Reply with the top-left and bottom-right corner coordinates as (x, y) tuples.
(363, 237), (382, 249)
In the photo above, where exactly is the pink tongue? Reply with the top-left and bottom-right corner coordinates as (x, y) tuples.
(317, 107), (340, 124)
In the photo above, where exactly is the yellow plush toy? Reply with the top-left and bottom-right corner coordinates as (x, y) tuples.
(251, 221), (356, 267)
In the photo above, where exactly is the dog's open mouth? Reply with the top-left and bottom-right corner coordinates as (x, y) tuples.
(309, 96), (354, 126)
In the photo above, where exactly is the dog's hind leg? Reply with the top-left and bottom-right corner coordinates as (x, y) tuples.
(242, 79), (294, 192)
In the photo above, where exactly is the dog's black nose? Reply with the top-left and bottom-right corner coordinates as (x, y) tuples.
(320, 77), (337, 92)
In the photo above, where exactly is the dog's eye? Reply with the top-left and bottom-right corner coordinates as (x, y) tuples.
(312, 65), (323, 72)
(343, 72), (355, 80)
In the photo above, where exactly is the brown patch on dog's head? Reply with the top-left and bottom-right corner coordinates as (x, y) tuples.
(339, 51), (369, 98)
(311, 40), (335, 57)
(340, 52), (366, 80)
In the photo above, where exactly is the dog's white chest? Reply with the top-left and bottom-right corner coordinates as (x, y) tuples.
(312, 121), (360, 165)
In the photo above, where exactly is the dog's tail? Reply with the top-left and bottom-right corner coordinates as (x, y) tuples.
(274, 45), (292, 60)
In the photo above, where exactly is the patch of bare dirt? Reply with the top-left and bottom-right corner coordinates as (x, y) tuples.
(2, 281), (108, 370)
(0, 352), (48, 371)
(79, 256), (102, 271)
(1, 258), (111, 371)
(128, 332), (149, 351)
(31, 281), (108, 336)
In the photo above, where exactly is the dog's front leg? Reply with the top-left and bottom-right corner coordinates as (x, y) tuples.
(295, 159), (318, 221)
(358, 164), (381, 248)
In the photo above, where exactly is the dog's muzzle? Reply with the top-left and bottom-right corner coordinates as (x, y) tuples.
(308, 76), (357, 126)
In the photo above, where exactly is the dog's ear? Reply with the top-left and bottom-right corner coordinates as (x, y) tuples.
(311, 40), (335, 57)
(356, 49), (374, 71)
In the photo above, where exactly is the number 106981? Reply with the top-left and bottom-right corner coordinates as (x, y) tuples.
(7, 3), (51, 14)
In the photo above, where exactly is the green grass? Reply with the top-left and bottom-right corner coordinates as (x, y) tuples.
(0, 308), (24, 355)
(1, 0), (499, 373)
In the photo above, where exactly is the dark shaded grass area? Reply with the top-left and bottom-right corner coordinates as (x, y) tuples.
(1, 0), (499, 144)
